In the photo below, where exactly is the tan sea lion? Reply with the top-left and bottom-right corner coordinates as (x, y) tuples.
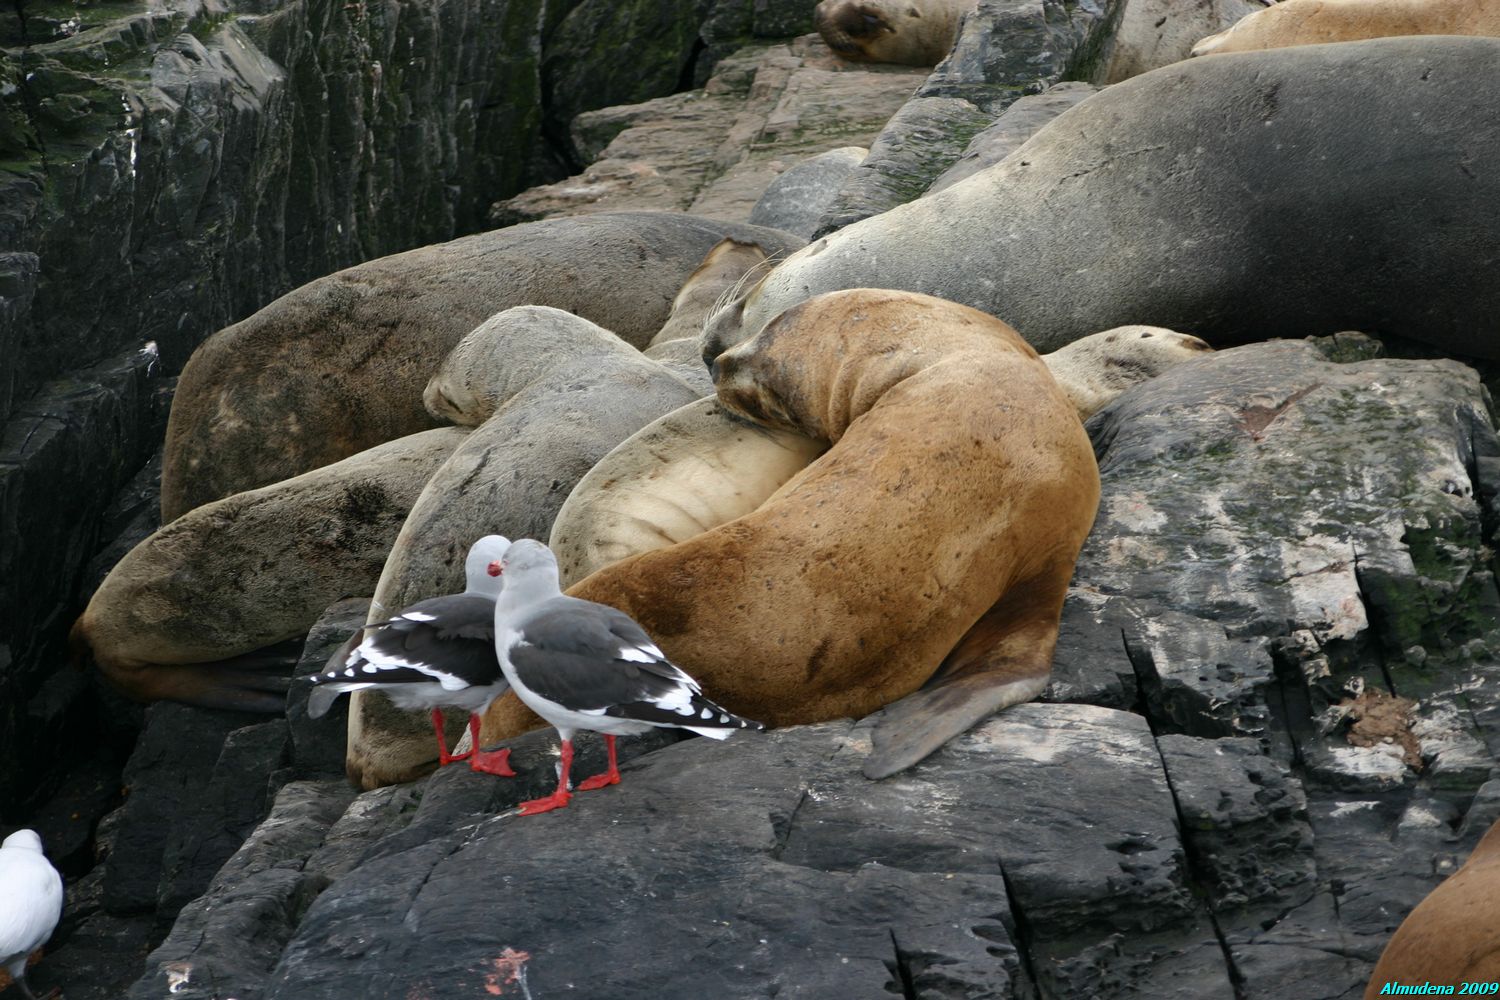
(1193, 0), (1500, 56)
(550, 324), (1208, 588)
(1043, 325), (1213, 419)
(1364, 817), (1500, 994)
(162, 213), (804, 521)
(482, 288), (1101, 779)
(814, 0), (977, 66)
(72, 427), (468, 711)
(346, 307), (700, 788)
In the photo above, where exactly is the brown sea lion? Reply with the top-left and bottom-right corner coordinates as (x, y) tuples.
(72, 427), (468, 711)
(814, 0), (977, 66)
(1364, 817), (1500, 994)
(549, 324), (1208, 588)
(1193, 0), (1500, 56)
(161, 213), (804, 521)
(482, 288), (1101, 779)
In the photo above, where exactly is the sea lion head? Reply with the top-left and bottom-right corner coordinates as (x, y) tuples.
(1043, 325), (1213, 419)
(814, 0), (897, 58)
(424, 305), (635, 426)
(712, 288), (1030, 441)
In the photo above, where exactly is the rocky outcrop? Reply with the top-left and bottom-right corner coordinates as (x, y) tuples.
(493, 37), (925, 226)
(0, 0), (554, 823)
(114, 335), (1500, 997)
(748, 145), (866, 237)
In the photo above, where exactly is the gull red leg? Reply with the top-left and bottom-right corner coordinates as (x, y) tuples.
(518, 737), (574, 815)
(577, 734), (621, 791)
(467, 713), (516, 776)
(431, 708), (457, 765)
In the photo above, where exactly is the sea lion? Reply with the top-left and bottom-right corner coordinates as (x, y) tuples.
(161, 212), (804, 521)
(481, 289), (1101, 780)
(1043, 325), (1213, 419)
(644, 240), (775, 351)
(549, 397), (829, 588)
(72, 426), (468, 711)
(1192, 0), (1500, 57)
(346, 307), (700, 788)
(1364, 817), (1500, 993)
(701, 37), (1500, 363)
(814, 0), (977, 66)
(550, 324), (1207, 588)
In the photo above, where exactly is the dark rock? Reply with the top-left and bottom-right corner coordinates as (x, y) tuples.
(126, 779), (357, 1000)
(917, 0), (1121, 112)
(751, 0), (815, 38)
(0, 251), (37, 424)
(23, 755), (124, 875)
(543, 0), (716, 164)
(157, 719), (292, 917)
(811, 96), (993, 237)
(925, 81), (1097, 195)
(1156, 736), (1318, 918)
(748, 145), (867, 238)
(102, 703), (265, 916)
(287, 598), (372, 781)
(1081, 340), (1500, 793)
(27, 910), (157, 1000)
(0, 344), (164, 811)
(1124, 606), (1275, 742)
(1043, 589), (1139, 710)
(226, 707), (1252, 998)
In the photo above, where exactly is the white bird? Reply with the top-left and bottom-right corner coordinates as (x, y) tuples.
(307, 534), (516, 776)
(0, 829), (63, 1000)
(490, 539), (764, 816)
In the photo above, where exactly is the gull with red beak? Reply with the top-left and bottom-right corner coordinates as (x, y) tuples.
(307, 534), (516, 777)
(492, 539), (765, 815)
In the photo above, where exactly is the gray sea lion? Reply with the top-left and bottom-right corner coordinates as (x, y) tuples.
(702, 37), (1500, 363)
(814, 0), (977, 66)
(1193, 0), (1500, 57)
(72, 427), (468, 711)
(551, 323), (1208, 588)
(346, 307), (700, 788)
(162, 212), (804, 521)
(479, 289), (1101, 780)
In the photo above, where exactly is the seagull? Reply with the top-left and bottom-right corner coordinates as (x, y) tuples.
(307, 534), (517, 777)
(0, 829), (63, 1000)
(490, 539), (765, 816)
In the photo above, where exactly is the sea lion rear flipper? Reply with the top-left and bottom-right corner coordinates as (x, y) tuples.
(864, 562), (1072, 780)
(864, 671), (1047, 779)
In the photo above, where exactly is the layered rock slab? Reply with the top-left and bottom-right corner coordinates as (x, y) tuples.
(493, 38), (925, 226)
